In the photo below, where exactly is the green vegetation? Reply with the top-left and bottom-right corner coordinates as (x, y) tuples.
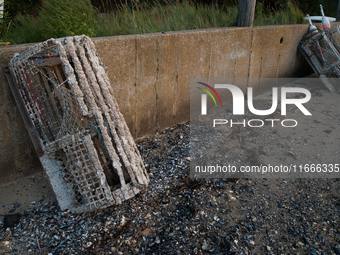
(1, 0), (96, 44)
(95, 1), (238, 37)
(0, 0), (309, 45)
(254, 1), (305, 26)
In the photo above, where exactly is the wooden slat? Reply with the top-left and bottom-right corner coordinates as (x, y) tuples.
(45, 66), (63, 127)
(54, 62), (86, 130)
(32, 67), (55, 141)
(93, 136), (114, 187)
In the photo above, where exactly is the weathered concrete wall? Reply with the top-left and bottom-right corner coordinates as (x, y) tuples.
(0, 24), (314, 184)
(0, 44), (42, 184)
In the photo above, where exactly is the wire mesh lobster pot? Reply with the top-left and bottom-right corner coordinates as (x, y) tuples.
(299, 24), (340, 93)
(5, 35), (149, 213)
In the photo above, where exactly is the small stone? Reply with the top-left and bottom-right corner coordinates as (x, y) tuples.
(249, 240), (255, 245)
(229, 195), (237, 201)
(141, 228), (151, 237)
(120, 216), (126, 226)
(202, 242), (209, 250)
(155, 236), (160, 244)
(267, 246), (272, 251)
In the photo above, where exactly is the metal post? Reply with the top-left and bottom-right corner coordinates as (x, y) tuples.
(237, 0), (256, 27)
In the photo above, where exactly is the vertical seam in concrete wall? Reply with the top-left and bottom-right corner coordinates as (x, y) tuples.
(154, 35), (160, 131)
(247, 28), (255, 87)
(134, 36), (138, 138)
(292, 51), (296, 73)
(233, 41), (239, 82)
(258, 57), (263, 95)
(276, 34), (283, 78)
(259, 57), (263, 79)
(174, 36), (179, 120)
(208, 32), (213, 81)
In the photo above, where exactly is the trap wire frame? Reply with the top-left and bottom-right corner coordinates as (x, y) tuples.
(299, 24), (340, 93)
(4, 35), (149, 213)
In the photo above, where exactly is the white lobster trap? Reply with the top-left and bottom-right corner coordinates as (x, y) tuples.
(4, 35), (149, 213)
(299, 24), (340, 93)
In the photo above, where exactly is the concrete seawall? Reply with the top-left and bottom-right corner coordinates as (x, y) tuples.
(0, 24), (314, 184)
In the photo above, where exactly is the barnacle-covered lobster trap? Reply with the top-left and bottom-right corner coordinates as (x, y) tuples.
(299, 24), (340, 93)
(4, 35), (149, 213)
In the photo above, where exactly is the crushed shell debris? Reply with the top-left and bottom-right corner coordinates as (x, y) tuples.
(0, 123), (340, 254)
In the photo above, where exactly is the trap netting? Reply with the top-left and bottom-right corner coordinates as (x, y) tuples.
(8, 35), (149, 213)
(299, 24), (340, 93)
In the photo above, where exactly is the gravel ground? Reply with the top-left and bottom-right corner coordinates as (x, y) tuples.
(0, 121), (340, 254)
